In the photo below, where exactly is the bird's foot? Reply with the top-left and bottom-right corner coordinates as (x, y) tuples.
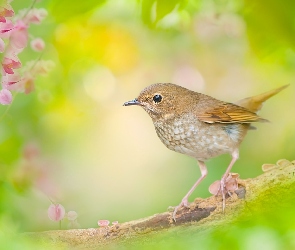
(209, 173), (240, 211)
(172, 198), (189, 222)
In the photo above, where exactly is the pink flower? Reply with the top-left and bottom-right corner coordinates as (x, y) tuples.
(1, 72), (21, 89)
(0, 20), (14, 37)
(27, 60), (55, 76)
(23, 8), (47, 25)
(0, 3), (50, 103)
(0, 3), (14, 23)
(66, 211), (78, 221)
(2, 56), (21, 74)
(0, 88), (12, 105)
(31, 37), (45, 51)
(9, 20), (28, 50)
(48, 204), (65, 222)
(112, 221), (119, 225)
(98, 220), (110, 227)
(208, 180), (221, 195)
(209, 173), (240, 195)
(20, 73), (35, 94)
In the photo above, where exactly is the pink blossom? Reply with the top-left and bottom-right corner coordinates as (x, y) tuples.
(0, 2), (50, 102)
(31, 37), (45, 51)
(27, 60), (55, 76)
(9, 20), (28, 50)
(225, 176), (239, 191)
(0, 4), (14, 23)
(98, 220), (110, 227)
(9, 72), (35, 94)
(66, 211), (78, 221)
(48, 204), (65, 222)
(208, 180), (221, 195)
(1, 72), (21, 89)
(21, 73), (35, 94)
(0, 88), (12, 105)
(23, 8), (47, 25)
(4, 44), (23, 58)
(209, 173), (239, 195)
(0, 20), (14, 37)
(112, 221), (119, 225)
(2, 56), (21, 74)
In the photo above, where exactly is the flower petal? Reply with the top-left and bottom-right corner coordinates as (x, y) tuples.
(9, 27), (28, 50)
(1, 72), (21, 89)
(209, 180), (221, 195)
(24, 8), (48, 24)
(0, 88), (12, 105)
(98, 220), (110, 227)
(31, 37), (45, 51)
(48, 204), (65, 221)
(67, 211), (78, 221)
(225, 178), (238, 192)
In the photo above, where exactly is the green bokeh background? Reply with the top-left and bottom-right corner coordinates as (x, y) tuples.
(0, 0), (294, 248)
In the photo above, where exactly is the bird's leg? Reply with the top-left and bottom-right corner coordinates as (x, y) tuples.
(220, 149), (239, 211)
(172, 160), (208, 222)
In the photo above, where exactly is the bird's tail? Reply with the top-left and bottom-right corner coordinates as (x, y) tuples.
(235, 85), (289, 113)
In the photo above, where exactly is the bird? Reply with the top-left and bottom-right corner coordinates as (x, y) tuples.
(123, 83), (288, 221)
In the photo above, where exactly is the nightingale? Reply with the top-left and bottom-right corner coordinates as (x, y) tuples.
(123, 83), (288, 221)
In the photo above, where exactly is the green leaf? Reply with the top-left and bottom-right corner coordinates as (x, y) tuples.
(141, 0), (188, 27)
(48, 0), (107, 22)
(155, 0), (181, 23)
(141, 0), (156, 26)
(243, 0), (295, 60)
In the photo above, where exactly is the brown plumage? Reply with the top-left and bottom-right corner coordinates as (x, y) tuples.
(123, 83), (288, 221)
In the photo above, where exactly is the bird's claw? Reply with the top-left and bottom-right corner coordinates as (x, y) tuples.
(172, 199), (189, 222)
(208, 172), (238, 211)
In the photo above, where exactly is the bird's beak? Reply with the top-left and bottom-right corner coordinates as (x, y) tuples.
(123, 98), (141, 106)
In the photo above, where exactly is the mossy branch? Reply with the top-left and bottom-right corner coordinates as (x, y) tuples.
(22, 159), (295, 249)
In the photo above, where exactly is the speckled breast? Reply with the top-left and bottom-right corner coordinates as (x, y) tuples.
(154, 113), (246, 161)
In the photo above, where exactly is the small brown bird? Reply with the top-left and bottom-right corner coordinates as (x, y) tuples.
(123, 83), (288, 221)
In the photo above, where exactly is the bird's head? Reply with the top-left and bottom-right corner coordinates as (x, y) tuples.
(123, 83), (197, 121)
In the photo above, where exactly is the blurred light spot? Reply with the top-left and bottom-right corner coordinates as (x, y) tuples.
(157, 7), (180, 28)
(54, 22), (138, 73)
(244, 227), (281, 250)
(221, 14), (245, 38)
(55, 23), (78, 46)
(38, 90), (53, 104)
(172, 65), (205, 92)
(154, 4), (191, 29)
(83, 66), (116, 102)
(194, 13), (245, 41)
(194, 13), (221, 41)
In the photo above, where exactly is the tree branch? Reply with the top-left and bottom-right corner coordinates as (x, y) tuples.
(23, 159), (295, 249)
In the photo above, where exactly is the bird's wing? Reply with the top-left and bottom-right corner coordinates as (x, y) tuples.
(196, 103), (268, 124)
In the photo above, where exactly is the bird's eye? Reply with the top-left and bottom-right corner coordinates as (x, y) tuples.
(153, 94), (162, 103)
